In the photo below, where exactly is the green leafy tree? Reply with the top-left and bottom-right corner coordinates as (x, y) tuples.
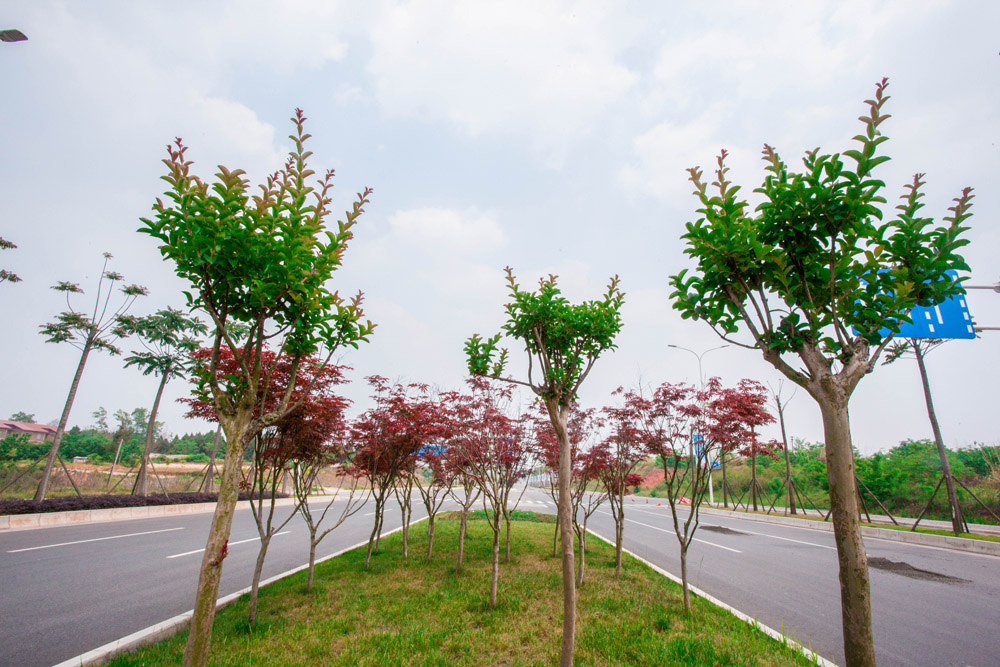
(669, 79), (973, 667)
(9, 411), (35, 423)
(34, 253), (147, 501)
(139, 109), (374, 667)
(120, 307), (206, 495)
(0, 237), (21, 283)
(465, 267), (624, 667)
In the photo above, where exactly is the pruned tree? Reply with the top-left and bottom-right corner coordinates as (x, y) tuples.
(413, 426), (457, 562)
(465, 267), (624, 667)
(669, 79), (973, 666)
(570, 445), (609, 587)
(121, 307), (206, 496)
(531, 402), (598, 557)
(291, 403), (368, 591)
(710, 379), (777, 511)
(450, 377), (532, 609)
(35, 253), (147, 501)
(0, 237), (21, 284)
(598, 395), (646, 576)
(625, 381), (701, 610)
(444, 436), (482, 574)
(139, 110), (374, 667)
(351, 376), (429, 569)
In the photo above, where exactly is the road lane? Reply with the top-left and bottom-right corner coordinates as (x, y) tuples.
(0, 498), (430, 667)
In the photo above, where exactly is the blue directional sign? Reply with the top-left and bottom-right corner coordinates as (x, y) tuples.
(692, 435), (721, 469)
(893, 271), (975, 340)
(859, 270), (976, 340)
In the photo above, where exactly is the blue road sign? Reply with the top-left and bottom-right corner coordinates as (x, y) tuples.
(865, 270), (976, 340)
(693, 436), (721, 469)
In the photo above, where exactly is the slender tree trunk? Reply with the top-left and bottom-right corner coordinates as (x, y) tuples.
(400, 494), (410, 559)
(751, 454), (758, 511)
(504, 513), (512, 563)
(365, 494), (383, 569)
(137, 370), (170, 496)
(426, 515), (435, 562)
(457, 508), (468, 573)
(914, 343), (964, 534)
(575, 522), (587, 587)
(615, 493), (624, 576)
(307, 535), (317, 591)
(489, 520), (500, 609)
(720, 453), (728, 509)
(199, 425), (223, 493)
(552, 512), (560, 557)
(679, 544), (690, 611)
(35, 339), (93, 502)
(819, 397), (876, 667)
(247, 534), (271, 626)
(547, 400), (576, 667)
(183, 416), (252, 667)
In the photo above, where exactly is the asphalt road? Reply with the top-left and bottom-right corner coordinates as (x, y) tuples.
(1, 491), (998, 666)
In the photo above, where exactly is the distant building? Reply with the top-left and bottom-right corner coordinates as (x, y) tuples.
(0, 420), (58, 443)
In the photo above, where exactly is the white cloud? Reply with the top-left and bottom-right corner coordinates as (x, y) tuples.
(388, 206), (504, 253)
(366, 0), (638, 163)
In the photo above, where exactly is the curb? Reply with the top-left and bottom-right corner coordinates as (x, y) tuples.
(586, 529), (836, 667)
(625, 497), (1000, 557)
(0, 497), (339, 532)
(53, 518), (423, 667)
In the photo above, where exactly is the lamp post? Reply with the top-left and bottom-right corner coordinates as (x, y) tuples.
(667, 344), (729, 504)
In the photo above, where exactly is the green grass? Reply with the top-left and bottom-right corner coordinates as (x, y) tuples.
(107, 514), (819, 666)
(869, 523), (1000, 543)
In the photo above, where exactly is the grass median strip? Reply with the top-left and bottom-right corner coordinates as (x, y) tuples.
(108, 513), (819, 666)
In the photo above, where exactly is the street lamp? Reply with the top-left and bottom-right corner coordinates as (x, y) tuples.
(667, 343), (729, 388)
(667, 343), (729, 504)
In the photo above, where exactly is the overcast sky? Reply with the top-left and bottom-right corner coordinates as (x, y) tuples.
(2, 1), (998, 454)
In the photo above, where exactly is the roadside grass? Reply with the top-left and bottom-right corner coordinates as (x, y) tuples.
(107, 513), (819, 667)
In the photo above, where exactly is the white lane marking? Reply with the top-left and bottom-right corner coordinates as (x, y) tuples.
(597, 510), (741, 553)
(165, 530), (290, 559)
(626, 505), (834, 549)
(732, 526), (836, 550)
(7, 527), (185, 553)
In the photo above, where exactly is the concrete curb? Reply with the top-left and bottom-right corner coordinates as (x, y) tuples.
(52, 518), (424, 667)
(585, 529), (836, 667)
(0, 497), (334, 532)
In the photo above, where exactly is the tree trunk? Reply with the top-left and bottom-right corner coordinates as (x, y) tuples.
(35, 339), (93, 502)
(489, 521), (500, 609)
(401, 495), (410, 559)
(457, 509), (468, 573)
(426, 515), (435, 562)
(183, 416), (251, 667)
(504, 513), (511, 563)
(547, 399), (576, 667)
(819, 397), (876, 667)
(575, 522), (587, 587)
(365, 494), (383, 570)
(751, 454), (758, 511)
(307, 536), (317, 591)
(137, 370), (170, 496)
(247, 534), (271, 626)
(199, 425), (223, 493)
(679, 544), (691, 611)
(552, 512), (560, 557)
(615, 494), (624, 577)
(720, 453), (728, 509)
(914, 343), (963, 534)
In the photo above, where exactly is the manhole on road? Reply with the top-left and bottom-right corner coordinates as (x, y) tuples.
(868, 557), (970, 583)
(701, 525), (746, 536)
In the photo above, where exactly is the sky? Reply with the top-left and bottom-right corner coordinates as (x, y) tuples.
(1, 1), (998, 454)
